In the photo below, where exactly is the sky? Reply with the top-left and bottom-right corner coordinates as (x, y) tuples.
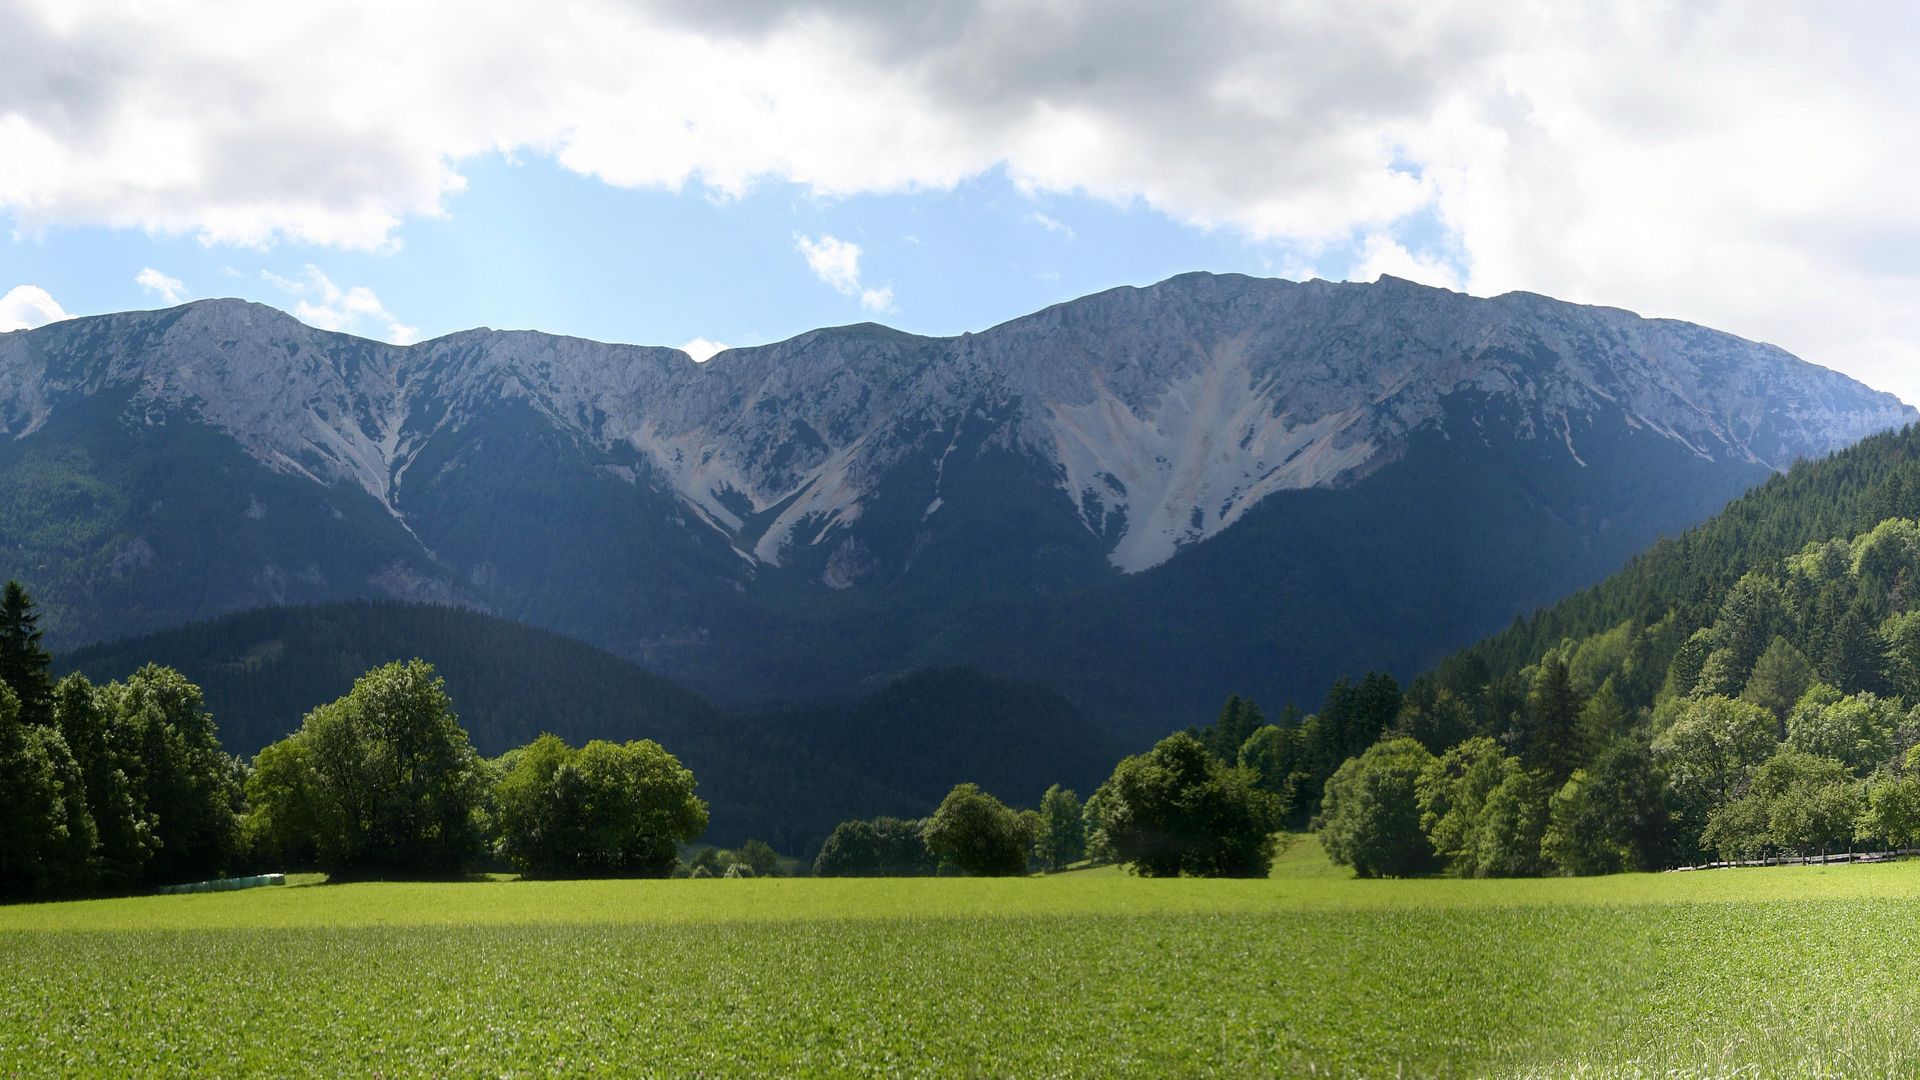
(1, 0), (1916, 402)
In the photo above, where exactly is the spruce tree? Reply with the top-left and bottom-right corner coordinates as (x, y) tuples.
(1199, 695), (1264, 765)
(0, 582), (53, 728)
(1823, 596), (1890, 696)
(1521, 657), (1584, 784)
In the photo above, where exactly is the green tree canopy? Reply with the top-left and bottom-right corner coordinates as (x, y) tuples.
(922, 783), (1034, 877)
(1319, 737), (1438, 879)
(493, 733), (708, 878)
(1542, 737), (1669, 875)
(1033, 784), (1086, 871)
(1653, 695), (1779, 860)
(734, 839), (780, 877)
(1414, 737), (1545, 877)
(1785, 686), (1899, 775)
(52, 672), (155, 886)
(1194, 695), (1265, 765)
(250, 660), (486, 878)
(102, 664), (243, 884)
(0, 684), (94, 895)
(1096, 732), (1278, 878)
(1741, 637), (1816, 723)
(812, 816), (934, 877)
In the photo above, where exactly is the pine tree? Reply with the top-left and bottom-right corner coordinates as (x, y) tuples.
(1198, 695), (1264, 764)
(1521, 657), (1584, 784)
(0, 582), (53, 728)
(1823, 596), (1890, 696)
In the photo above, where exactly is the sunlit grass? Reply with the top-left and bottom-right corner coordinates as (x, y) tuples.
(3, 843), (1917, 1075)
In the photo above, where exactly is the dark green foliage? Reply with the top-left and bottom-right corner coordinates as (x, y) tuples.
(1881, 611), (1920, 701)
(1783, 687), (1898, 776)
(811, 817), (936, 877)
(1708, 573), (1796, 693)
(1291, 673), (1404, 822)
(1475, 770), (1551, 878)
(1302, 426), (1920, 873)
(1542, 739), (1670, 875)
(922, 784), (1034, 877)
(102, 665), (243, 884)
(1193, 696), (1265, 765)
(52, 674), (155, 886)
(252, 661), (487, 878)
(734, 840), (780, 877)
(1394, 684), (1478, 754)
(63, 602), (725, 761)
(492, 734), (708, 878)
(0, 582), (53, 727)
(1519, 658), (1583, 785)
(1033, 785), (1086, 871)
(66, 607), (1113, 852)
(1858, 766), (1920, 849)
(0, 686), (94, 896)
(1320, 737), (1437, 879)
(1701, 748), (1860, 860)
(1575, 680), (1632, 760)
(1822, 596), (1890, 695)
(1, 656), (242, 897)
(1238, 723), (1304, 813)
(242, 735), (332, 871)
(768, 667), (1124, 835)
(1097, 732), (1278, 878)
(1463, 425), (1920, 683)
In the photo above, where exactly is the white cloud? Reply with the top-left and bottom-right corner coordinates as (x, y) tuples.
(1, 3), (1918, 400)
(1344, 236), (1463, 292)
(1025, 212), (1074, 239)
(0, 285), (70, 331)
(134, 267), (188, 304)
(679, 337), (728, 362)
(795, 234), (863, 294)
(795, 234), (895, 312)
(263, 265), (418, 345)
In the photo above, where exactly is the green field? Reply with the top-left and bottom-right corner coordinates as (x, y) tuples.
(3, 839), (1916, 1076)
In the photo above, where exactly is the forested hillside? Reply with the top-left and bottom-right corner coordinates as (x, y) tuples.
(1229, 423), (1920, 878)
(1460, 425), (1920, 680)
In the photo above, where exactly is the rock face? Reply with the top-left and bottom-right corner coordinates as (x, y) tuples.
(0, 273), (1909, 732)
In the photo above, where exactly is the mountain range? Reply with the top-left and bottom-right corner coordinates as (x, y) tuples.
(2, 273), (1909, 735)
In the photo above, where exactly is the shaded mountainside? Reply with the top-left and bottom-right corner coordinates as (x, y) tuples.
(1454, 424), (1920, 686)
(4, 273), (1909, 736)
(60, 602), (1120, 850)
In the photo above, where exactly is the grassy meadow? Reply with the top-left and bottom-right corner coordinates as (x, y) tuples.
(2, 838), (1917, 1076)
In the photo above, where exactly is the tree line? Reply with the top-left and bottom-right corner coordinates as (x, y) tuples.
(1286, 515), (1920, 877)
(813, 719), (1281, 879)
(0, 583), (718, 898)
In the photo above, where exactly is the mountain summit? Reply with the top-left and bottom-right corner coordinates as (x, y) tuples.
(2, 274), (1909, 730)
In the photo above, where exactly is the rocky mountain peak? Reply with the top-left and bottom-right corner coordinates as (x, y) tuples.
(1, 275), (1909, 579)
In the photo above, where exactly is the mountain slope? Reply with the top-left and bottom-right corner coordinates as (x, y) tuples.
(4, 274), (1909, 733)
(60, 602), (1118, 849)
(1448, 422), (1920, 686)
